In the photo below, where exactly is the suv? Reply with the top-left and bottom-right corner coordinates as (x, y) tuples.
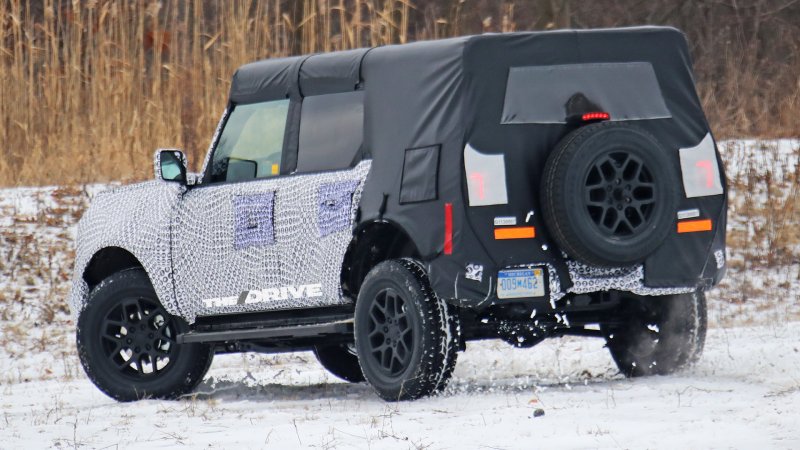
(70, 27), (727, 402)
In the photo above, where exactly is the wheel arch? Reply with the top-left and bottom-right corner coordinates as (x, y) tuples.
(70, 244), (179, 320)
(83, 246), (144, 291)
(341, 220), (421, 298)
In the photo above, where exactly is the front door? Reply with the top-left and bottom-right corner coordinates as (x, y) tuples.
(171, 91), (369, 322)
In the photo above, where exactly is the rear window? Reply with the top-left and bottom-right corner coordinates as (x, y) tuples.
(296, 91), (364, 173)
(501, 62), (671, 124)
(209, 99), (289, 183)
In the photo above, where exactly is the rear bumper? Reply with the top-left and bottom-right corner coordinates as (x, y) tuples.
(433, 202), (726, 311)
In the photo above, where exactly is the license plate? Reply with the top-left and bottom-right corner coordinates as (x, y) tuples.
(497, 268), (545, 299)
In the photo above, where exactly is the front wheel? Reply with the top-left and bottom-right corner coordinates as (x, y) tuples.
(354, 259), (459, 401)
(313, 344), (365, 383)
(603, 291), (706, 377)
(77, 269), (213, 401)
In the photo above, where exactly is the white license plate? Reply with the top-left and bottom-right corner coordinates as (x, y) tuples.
(497, 268), (545, 299)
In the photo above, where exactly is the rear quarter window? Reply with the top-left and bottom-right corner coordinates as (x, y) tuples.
(296, 91), (364, 173)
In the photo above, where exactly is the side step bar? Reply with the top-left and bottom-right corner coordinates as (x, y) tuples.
(177, 319), (353, 344)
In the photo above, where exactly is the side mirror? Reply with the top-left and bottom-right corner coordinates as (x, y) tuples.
(155, 149), (187, 184)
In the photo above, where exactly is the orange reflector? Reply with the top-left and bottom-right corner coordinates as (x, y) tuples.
(677, 219), (712, 233)
(494, 226), (536, 240)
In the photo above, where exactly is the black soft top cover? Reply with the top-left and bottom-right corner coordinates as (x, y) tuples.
(227, 27), (724, 306)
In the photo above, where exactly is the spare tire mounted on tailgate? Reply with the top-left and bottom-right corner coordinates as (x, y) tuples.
(541, 122), (679, 267)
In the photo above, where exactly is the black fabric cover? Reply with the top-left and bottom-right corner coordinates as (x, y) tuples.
(229, 56), (303, 103)
(226, 26), (727, 308)
(450, 27), (721, 302)
(399, 145), (440, 204)
(299, 49), (369, 96)
(232, 51), (369, 173)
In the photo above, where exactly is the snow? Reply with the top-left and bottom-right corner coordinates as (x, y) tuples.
(1, 139), (799, 448)
(719, 138), (799, 180)
(2, 325), (798, 448)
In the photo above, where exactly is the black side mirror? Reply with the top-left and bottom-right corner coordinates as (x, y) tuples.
(155, 149), (187, 184)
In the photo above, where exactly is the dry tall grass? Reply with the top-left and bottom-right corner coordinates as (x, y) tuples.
(0, 0), (798, 186)
(0, 0), (417, 186)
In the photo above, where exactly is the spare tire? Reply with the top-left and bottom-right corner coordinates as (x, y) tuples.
(541, 122), (679, 267)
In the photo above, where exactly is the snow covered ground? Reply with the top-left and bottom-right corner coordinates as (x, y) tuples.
(2, 325), (798, 448)
(1, 139), (798, 448)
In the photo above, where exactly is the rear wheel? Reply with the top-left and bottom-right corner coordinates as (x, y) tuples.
(77, 269), (213, 401)
(354, 259), (459, 401)
(604, 291), (706, 377)
(313, 344), (365, 383)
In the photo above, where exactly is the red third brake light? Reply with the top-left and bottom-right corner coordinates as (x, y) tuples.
(581, 112), (611, 122)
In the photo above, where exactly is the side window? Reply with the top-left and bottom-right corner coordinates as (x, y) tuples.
(296, 91), (364, 173)
(210, 99), (290, 183)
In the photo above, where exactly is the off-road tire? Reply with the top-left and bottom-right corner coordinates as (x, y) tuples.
(604, 290), (707, 377)
(354, 259), (459, 401)
(313, 344), (365, 383)
(541, 121), (680, 267)
(77, 269), (213, 401)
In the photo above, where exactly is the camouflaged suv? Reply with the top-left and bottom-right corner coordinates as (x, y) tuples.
(72, 27), (727, 401)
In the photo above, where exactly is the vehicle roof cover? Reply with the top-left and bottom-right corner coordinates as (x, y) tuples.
(226, 27), (719, 301)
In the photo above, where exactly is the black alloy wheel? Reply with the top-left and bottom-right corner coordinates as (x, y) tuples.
(354, 259), (459, 401)
(77, 269), (213, 401)
(364, 287), (417, 378)
(100, 297), (178, 378)
(584, 151), (656, 238)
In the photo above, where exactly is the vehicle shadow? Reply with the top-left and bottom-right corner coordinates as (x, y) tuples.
(443, 370), (626, 396)
(191, 376), (376, 402)
(189, 369), (627, 403)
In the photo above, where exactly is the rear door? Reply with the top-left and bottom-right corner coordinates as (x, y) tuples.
(283, 89), (370, 305)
